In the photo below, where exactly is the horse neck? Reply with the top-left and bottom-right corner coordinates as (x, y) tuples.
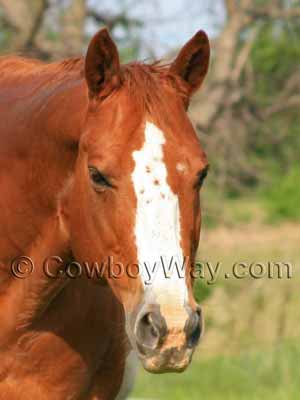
(28, 78), (88, 207)
(25, 76), (92, 253)
(0, 74), (89, 340)
(0, 71), (88, 262)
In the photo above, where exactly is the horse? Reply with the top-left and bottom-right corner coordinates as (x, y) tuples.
(0, 28), (210, 399)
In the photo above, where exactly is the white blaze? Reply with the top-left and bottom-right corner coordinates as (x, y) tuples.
(131, 121), (188, 327)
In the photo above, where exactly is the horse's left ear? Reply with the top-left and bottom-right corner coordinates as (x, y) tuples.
(170, 30), (210, 97)
(85, 28), (121, 98)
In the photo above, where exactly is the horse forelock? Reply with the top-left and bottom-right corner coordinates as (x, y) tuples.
(119, 62), (189, 111)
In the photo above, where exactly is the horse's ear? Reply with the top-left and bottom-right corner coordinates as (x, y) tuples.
(85, 28), (121, 98)
(170, 30), (210, 97)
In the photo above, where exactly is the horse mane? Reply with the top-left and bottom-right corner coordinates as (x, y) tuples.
(0, 55), (188, 115)
(0, 56), (84, 81)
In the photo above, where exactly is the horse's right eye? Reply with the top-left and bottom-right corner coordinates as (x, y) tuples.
(88, 166), (112, 190)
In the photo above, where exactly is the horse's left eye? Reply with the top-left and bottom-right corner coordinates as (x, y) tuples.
(88, 166), (112, 188)
(195, 165), (209, 188)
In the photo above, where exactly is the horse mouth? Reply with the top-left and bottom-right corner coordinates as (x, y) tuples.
(138, 346), (194, 373)
(125, 303), (202, 374)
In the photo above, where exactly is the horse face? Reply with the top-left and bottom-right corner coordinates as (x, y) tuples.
(71, 29), (210, 373)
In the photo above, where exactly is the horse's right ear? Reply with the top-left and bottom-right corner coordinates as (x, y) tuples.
(85, 28), (121, 98)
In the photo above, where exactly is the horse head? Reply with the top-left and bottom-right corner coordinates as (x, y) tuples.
(70, 28), (210, 373)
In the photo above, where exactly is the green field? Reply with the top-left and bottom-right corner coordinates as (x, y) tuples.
(132, 222), (300, 399)
(132, 340), (300, 400)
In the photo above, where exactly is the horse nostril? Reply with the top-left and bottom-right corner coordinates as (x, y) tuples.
(185, 308), (202, 348)
(189, 322), (201, 347)
(135, 310), (167, 353)
(150, 325), (158, 338)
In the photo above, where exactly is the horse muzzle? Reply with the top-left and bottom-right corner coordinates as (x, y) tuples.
(132, 304), (203, 373)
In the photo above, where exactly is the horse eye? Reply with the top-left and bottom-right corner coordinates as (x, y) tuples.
(196, 165), (209, 188)
(88, 166), (111, 188)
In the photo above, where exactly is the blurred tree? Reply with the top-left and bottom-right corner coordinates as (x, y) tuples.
(0, 0), (49, 54)
(61, 0), (86, 56)
(0, 0), (143, 59)
(190, 0), (300, 192)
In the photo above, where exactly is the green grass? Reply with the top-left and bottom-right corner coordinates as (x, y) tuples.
(201, 186), (265, 229)
(201, 164), (300, 228)
(262, 166), (300, 223)
(132, 340), (300, 400)
(132, 223), (300, 400)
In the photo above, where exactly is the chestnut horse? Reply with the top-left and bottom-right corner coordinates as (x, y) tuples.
(0, 29), (210, 399)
